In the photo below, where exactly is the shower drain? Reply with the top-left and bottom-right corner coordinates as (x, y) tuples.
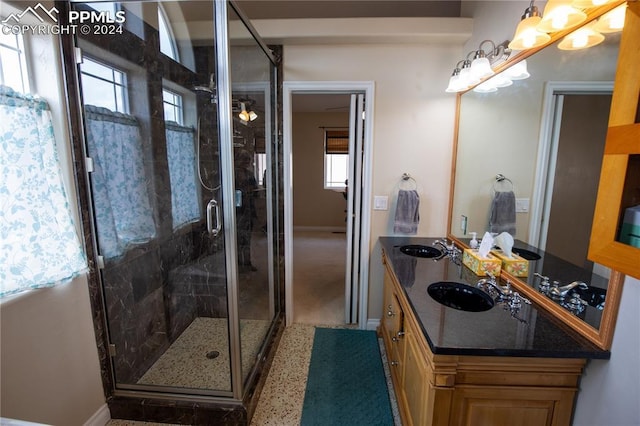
(206, 350), (220, 359)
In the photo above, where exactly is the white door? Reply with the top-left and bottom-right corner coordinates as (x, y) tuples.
(345, 94), (365, 323)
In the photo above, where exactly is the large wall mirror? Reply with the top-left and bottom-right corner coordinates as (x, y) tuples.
(448, 2), (629, 349)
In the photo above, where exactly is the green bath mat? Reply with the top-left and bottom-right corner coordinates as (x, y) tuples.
(300, 328), (394, 426)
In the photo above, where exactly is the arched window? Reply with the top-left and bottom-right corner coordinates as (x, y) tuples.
(158, 5), (179, 61)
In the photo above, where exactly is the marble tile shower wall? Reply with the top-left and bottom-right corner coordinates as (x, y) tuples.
(102, 224), (228, 383)
(75, 16), (230, 384)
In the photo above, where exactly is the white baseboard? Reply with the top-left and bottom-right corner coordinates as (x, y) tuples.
(366, 318), (380, 331)
(84, 403), (110, 426)
(293, 226), (347, 232)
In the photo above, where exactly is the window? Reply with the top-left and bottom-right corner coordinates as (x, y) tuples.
(0, 32), (30, 93)
(158, 5), (179, 61)
(1, 44), (87, 296)
(80, 57), (128, 113)
(324, 130), (349, 190)
(163, 88), (183, 124)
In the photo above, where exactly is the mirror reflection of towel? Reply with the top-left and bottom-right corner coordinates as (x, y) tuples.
(489, 191), (516, 235)
(394, 190), (420, 234)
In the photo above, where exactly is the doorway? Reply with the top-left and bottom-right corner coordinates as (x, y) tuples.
(283, 82), (375, 328)
(531, 82), (613, 269)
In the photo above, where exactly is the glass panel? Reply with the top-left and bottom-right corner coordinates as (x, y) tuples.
(75, 0), (233, 395)
(228, 6), (277, 385)
(617, 154), (640, 248)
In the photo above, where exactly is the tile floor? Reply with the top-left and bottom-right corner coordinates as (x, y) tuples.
(107, 232), (400, 425)
(108, 324), (399, 426)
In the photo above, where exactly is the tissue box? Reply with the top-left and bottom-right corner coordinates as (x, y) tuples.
(462, 249), (502, 276)
(491, 250), (529, 277)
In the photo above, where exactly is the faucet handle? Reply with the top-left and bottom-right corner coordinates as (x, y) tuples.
(533, 273), (549, 283)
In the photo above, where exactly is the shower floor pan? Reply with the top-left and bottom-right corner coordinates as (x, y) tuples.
(137, 317), (270, 391)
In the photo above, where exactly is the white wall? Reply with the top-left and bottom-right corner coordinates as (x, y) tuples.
(0, 279), (106, 425)
(573, 276), (640, 426)
(0, 9), (106, 422)
(292, 111), (349, 229)
(283, 41), (463, 319)
(461, 2), (640, 425)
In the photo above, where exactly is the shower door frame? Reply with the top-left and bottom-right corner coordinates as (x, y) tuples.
(59, 0), (284, 415)
(217, 0), (281, 400)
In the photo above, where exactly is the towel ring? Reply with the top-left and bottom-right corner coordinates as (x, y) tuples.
(400, 173), (417, 190)
(492, 174), (514, 193)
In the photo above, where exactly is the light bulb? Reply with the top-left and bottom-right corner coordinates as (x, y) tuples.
(558, 26), (605, 50)
(594, 4), (627, 33)
(538, 1), (586, 33)
(504, 60), (530, 80)
(470, 55), (494, 80)
(509, 14), (551, 50)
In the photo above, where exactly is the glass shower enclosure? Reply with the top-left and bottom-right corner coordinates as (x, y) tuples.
(62, 0), (283, 421)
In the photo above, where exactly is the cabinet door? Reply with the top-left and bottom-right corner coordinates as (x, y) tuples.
(382, 270), (403, 381)
(401, 331), (429, 426)
(449, 386), (575, 426)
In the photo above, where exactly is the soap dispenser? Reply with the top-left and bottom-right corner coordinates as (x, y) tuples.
(469, 232), (478, 249)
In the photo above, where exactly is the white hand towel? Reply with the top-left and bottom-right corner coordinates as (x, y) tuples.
(393, 190), (420, 234)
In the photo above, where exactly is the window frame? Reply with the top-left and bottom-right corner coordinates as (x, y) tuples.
(158, 4), (180, 62)
(162, 88), (184, 125)
(0, 31), (31, 94)
(80, 56), (129, 114)
(323, 129), (350, 190)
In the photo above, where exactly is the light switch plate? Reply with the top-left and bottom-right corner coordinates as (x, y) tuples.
(516, 198), (530, 213)
(373, 195), (388, 211)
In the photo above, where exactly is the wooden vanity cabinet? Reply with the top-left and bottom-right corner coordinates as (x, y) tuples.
(380, 254), (586, 426)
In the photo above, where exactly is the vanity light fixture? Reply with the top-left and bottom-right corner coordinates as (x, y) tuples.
(459, 59), (480, 90)
(445, 41), (512, 93)
(473, 79), (498, 93)
(445, 61), (466, 93)
(238, 102), (258, 122)
(509, 2), (551, 50)
(491, 72), (515, 88)
(503, 59), (531, 80)
(469, 40), (497, 80)
(538, 0), (587, 33)
(594, 3), (627, 33)
(558, 24), (605, 49)
(571, 0), (615, 8)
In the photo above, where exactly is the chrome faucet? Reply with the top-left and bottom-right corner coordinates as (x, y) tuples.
(432, 238), (462, 264)
(476, 274), (512, 299)
(477, 274), (531, 322)
(550, 281), (589, 298)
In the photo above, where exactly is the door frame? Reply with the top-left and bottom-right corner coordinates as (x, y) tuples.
(529, 81), (614, 248)
(283, 81), (375, 329)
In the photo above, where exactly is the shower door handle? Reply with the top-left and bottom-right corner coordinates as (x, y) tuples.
(207, 199), (221, 236)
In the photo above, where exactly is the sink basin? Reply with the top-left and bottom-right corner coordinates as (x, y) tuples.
(427, 281), (495, 312)
(573, 286), (606, 309)
(512, 247), (541, 261)
(399, 245), (442, 258)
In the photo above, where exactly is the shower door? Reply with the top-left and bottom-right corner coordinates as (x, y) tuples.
(72, 0), (279, 398)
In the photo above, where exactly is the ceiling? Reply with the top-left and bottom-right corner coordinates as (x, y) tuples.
(235, 1), (462, 20)
(234, 1), (464, 112)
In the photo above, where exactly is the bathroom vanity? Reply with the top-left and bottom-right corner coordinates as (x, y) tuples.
(379, 237), (608, 426)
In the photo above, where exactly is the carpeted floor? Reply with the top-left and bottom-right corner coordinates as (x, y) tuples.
(300, 328), (394, 426)
(293, 231), (347, 325)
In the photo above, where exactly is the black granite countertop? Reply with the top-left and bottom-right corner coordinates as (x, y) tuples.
(380, 236), (610, 359)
